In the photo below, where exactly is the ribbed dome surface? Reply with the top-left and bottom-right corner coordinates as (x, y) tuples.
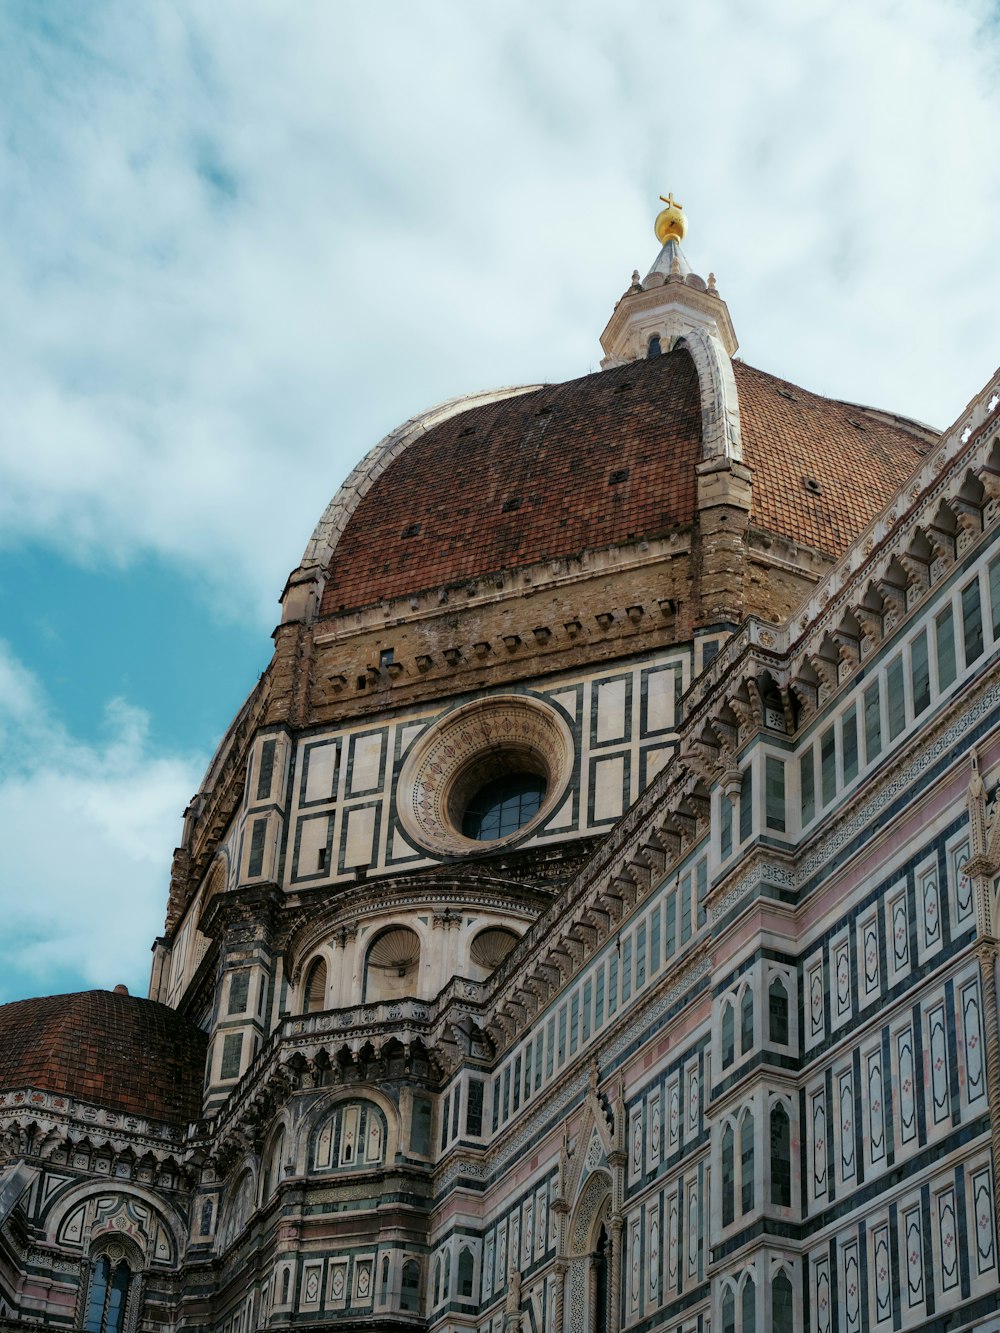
(0, 990), (207, 1124)
(317, 348), (935, 617)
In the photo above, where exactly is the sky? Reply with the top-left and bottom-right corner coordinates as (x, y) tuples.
(1, 0), (999, 1004)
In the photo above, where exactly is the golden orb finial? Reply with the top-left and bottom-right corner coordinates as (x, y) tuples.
(654, 192), (687, 245)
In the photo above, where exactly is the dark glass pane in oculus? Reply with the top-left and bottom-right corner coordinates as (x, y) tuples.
(461, 774), (547, 841)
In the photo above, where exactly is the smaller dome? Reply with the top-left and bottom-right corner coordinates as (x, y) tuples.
(0, 990), (207, 1124)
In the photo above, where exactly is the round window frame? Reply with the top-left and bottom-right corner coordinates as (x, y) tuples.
(396, 694), (574, 858)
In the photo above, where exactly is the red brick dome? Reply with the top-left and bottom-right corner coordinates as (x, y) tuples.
(0, 990), (207, 1124)
(315, 346), (936, 618)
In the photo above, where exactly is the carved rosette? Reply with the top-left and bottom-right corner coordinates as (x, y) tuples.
(396, 694), (574, 858)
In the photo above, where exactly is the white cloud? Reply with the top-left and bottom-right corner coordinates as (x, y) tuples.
(0, 0), (998, 624)
(0, 642), (203, 1003)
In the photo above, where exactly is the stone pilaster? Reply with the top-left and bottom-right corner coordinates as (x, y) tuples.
(975, 939), (1000, 1223)
(609, 1214), (623, 1333)
(553, 1259), (568, 1333)
(693, 458), (753, 630)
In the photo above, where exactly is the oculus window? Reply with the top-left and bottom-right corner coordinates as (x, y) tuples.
(461, 773), (547, 841)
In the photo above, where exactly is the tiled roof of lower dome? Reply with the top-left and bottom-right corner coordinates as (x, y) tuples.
(0, 990), (207, 1124)
(316, 348), (937, 617)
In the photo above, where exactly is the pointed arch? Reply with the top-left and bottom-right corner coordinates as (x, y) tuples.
(379, 1254), (391, 1305)
(44, 1182), (184, 1269)
(722, 1122), (735, 1226)
(569, 1169), (613, 1256)
(741, 1273), (756, 1332)
(400, 1259), (421, 1313)
(82, 1233), (145, 1333)
(770, 1102), (792, 1207)
(739, 987), (754, 1056)
(740, 1110), (755, 1215)
(721, 1283), (736, 1333)
(457, 1246), (475, 1299)
(768, 976), (789, 1045)
(721, 999), (735, 1068)
(772, 1269), (794, 1333)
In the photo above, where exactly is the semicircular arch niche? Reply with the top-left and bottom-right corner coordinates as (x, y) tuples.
(303, 956), (328, 1013)
(54, 1191), (177, 1268)
(396, 695), (574, 859)
(217, 1170), (256, 1255)
(469, 926), (520, 976)
(311, 1100), (388, 1172)
(363, 925), (421, 1002)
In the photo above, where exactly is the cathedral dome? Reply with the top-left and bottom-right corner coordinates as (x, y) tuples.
(0, 990), (207, 1124)
(308, 347), (935, 618)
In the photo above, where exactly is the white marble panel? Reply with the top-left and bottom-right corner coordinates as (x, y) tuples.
(645, 668), (675, 733)
(596, 679), (627, 742)
(593, 755), (625, 821)
(344, 806), (376, 869)
(304, 742), (338, 804)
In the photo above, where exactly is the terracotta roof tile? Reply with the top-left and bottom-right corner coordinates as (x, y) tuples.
(0, 990), (207, 1124)
(736, 361), (935, 556)
(318, 349), (936, 616)
(320, 350), (703, 616)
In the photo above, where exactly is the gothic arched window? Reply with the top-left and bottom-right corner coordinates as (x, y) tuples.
(722, 1123), (735, 1226)
(740, 988), (754, 1056)
(379, 1255), (391, 1304)
(768, 977), (789, 1045)
(721, 1286), (736, 1333)
(400, 1259), (421, 1312)
(741, 1275), (756, 1333)
(740, 1112), (755, 1215)
(84, 1251), (137, 1333)
(772, 1270), (794, 1333)
(457, 1246), (474, 1298)
(770, 1103), (792, 1207)
(721, 1001), (735, 1068)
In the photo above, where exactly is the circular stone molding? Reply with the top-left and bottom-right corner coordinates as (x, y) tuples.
(397, 694), (574, 858)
